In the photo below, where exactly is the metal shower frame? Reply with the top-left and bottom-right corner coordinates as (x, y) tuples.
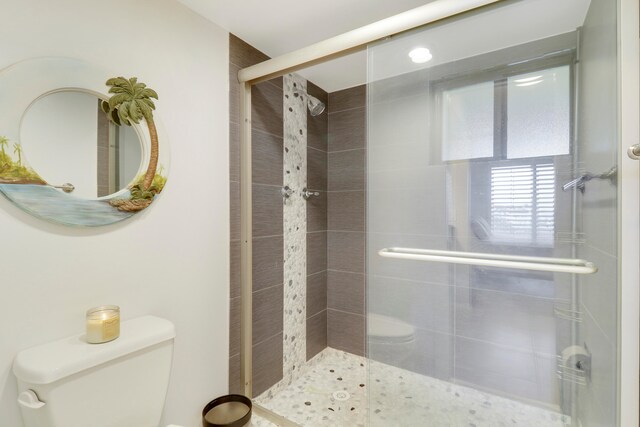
(233, 0), (639, 425)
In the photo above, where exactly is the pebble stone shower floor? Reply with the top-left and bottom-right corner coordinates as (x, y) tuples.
(252, 348), (570, 427)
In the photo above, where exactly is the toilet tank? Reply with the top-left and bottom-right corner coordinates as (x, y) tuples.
(13, 316), (175, 427)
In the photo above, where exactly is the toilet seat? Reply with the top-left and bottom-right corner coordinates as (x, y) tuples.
(368, 313), (416, 344)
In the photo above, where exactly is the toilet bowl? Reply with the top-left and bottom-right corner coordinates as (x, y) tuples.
(368, 313), (416, 369)
(13, 315), (175, 427)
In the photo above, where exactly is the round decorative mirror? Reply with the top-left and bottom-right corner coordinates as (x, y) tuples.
(0, 57), (169, 227)
(21, 90), (144, 199)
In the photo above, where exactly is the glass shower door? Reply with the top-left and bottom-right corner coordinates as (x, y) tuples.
(366, 0), (619, 426)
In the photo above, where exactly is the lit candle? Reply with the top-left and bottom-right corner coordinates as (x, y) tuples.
(86, 306), (120, 344)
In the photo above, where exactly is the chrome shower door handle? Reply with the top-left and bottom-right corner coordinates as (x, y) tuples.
(378, 247), (598, 274)
(627, 144), (640, 160)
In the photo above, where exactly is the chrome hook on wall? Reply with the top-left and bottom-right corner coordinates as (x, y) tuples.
(562, 167), (617, 193)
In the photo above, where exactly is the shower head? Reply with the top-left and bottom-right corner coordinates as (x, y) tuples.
(294, 90), (326, 116)
(307, 94), (326, 116)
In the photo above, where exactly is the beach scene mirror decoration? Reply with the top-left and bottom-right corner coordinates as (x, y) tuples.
(0, 58), (169, 226)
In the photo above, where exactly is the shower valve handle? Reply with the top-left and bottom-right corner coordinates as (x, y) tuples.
(302, 188), (320, 200)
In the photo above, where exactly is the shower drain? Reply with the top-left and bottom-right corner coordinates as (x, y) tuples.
(332, 390), (351, 401)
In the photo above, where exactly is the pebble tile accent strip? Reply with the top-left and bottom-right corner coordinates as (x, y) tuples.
(282, 73), (308, 385)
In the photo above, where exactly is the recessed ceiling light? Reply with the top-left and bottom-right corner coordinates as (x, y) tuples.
(514, 75), (542, 83)
(516, 80), (543, 87)
(408, 47), (432, 64)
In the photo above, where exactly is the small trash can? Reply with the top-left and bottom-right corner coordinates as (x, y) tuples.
(202, 394), (252, 427)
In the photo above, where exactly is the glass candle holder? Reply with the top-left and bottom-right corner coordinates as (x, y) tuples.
(86, 305), (120, 344)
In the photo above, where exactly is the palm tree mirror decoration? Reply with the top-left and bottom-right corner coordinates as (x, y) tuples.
(101, 76), (166, 212)
(13, 142), (22, 166)
(0, 136), (8, 158)
(0, 58), (170, 227)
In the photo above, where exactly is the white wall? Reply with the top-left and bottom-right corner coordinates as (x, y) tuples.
(0, 1), (229, 426)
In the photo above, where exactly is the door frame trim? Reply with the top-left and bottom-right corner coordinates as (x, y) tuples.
(618, 0), (639, 425)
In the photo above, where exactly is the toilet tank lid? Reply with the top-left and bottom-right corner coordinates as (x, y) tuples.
(13, 315), (175, 385)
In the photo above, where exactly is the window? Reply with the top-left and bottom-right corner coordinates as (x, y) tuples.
(442, 81), (494, 161)
(441, 65), (570, 162)
(490, 162), (555, 246)
(506, 67), (570, 159)
(440, 63), (571, 247)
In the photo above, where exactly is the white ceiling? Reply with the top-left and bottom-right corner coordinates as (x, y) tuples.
(177, 0), (437, 91)
(178, 0), (591, 93)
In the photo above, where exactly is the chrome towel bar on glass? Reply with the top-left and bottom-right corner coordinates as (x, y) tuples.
(378, 247), (598, 275)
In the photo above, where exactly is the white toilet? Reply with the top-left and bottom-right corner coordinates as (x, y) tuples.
(368, 313), (416, 369)
(13, 315), (175, 427)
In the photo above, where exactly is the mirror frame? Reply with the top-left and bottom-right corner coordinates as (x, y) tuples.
(0, 57), (170, 227)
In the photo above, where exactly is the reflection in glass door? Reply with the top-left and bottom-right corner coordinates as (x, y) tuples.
(366, 0), (618, 425)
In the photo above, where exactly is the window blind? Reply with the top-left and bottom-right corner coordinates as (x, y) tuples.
(490, 163), (555, 245)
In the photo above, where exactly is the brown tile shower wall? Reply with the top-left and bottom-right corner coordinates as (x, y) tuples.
(228, 35), (330, 394)
(229, 34), (284, 396)
(326, 85), (366, 356)
(306, 82), (328, 361)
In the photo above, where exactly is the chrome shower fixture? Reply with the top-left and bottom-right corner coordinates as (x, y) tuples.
(302, 188), (320, 200)
(294, 90), (326, 116)
(562, 166), (617, 193)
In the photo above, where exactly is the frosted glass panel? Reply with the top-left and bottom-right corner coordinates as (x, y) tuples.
(442, 81), (494, 161)
(507, 66), (570, 159)
(366, 2), (619, 426)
